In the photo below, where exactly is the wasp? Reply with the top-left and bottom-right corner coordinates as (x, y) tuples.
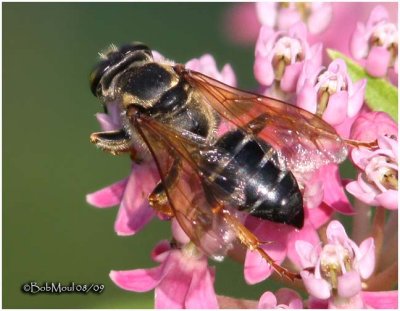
(89, 42), (372, 280)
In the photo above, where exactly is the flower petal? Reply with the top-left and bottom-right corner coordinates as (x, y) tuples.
(275, 288), (303, 308)
(357, 237), (375, 279)
(95, 113), (116, 132)
(368, 5), (389, 25)
(277, 8), (301, 31)
(185, 268), (218, 308)
(155, 269), (192, 308)
(361, 290), (399, 309)
(347, 79), (366, 117)
(258, 291), (277, 309)
(346, 180), (377, 206)
(322, 91), (348, 125)
(221, 64), (237, 87)
(244, 249), (276, 284)
(300, 270), (332, 299)
(254, 55), (275, 86)
(114, 164), (159, 236)
(294, 240), (316, 268)
(289, 21), (307, 41)
(307, 202), (333, 229)
(328, 293), (364, 308)
(171, 218), (191, 245)
(350, 23), (368, 59)
(337, 271), (362, 298)
(307, 4), (332, 34)
(366, 46), (391, 77)
(287, 221), (320, 268)
(255, 2), (276, 28)
(244, 220), (289, 284)
(86, 178), (128, 208)
(151, 240), (171, 263)
(376, 190), (398, 210)
(296, 78), (318, 114)
(307, 296), (329, 309)
(350, 111), (398, 141)
(326, 220), (349, 243)
(110, 266), (163, 292)
(322, 164), (354, 214)
(115, 200), (154, 236)
(280, 62), (303, 92)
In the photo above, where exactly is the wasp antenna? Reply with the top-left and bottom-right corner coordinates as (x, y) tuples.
(98, 52), (107, 60)
(110, 43), (118, 52)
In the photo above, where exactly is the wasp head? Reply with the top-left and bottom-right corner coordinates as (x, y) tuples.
(89, 42), (153, 99)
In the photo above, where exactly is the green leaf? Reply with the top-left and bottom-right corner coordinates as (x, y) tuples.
(327, 49), (398, 121)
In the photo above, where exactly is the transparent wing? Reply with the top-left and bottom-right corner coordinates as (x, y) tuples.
(134, 116), (239, 260)
(182, 68), (348, 177)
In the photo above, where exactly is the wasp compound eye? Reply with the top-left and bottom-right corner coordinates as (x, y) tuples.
(119, 42), (152, 56)
(89, 42), (153, 97)
(89, 60), (111, 97)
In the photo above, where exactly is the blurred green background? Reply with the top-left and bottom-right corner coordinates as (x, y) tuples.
(2, 3), (278, 308)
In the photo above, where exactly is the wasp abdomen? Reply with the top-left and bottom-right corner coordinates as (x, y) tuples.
(203, 130), (304, 228)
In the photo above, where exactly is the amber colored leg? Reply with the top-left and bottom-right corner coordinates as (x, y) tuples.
(222, 212), (300, 281)
(344, 138), (378, 149)
(148, 189), (174, 217)
(211, 203), (224, 214)
(148, 158), (181, 217)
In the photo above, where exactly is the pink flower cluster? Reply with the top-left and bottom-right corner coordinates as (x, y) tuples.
(88, 2), (398, 309)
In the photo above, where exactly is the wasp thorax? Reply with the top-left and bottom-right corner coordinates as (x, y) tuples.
(118, 62), (181, 110)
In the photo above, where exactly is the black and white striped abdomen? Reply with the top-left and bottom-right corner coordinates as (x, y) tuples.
(200, 130), (304, 229)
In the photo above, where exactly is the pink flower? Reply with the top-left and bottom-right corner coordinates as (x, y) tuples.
(258, 288), (303, 309)
(256, 2), (333, 35)
(303, 164), (354, 215)
(296, 220), (375, 308)
(86, 162), (160, 236)
(185, 54), (237, 87)
(350, 5), (398, 77)
(254, 22), (322, 93)
(243, 213), (319, 284)
(296, 59), (366, 127)
(350, 110), (398, 141)
(95, 101), (122, 131)
(110, 223), (218, 309)
(346, 135), (398, 210)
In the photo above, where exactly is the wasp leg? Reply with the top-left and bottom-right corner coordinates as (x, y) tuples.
(148, 158), (180, 217)
(344, 138), (379, 149)
(222, 212), (301, 281)
(90, 129), (132, 155)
